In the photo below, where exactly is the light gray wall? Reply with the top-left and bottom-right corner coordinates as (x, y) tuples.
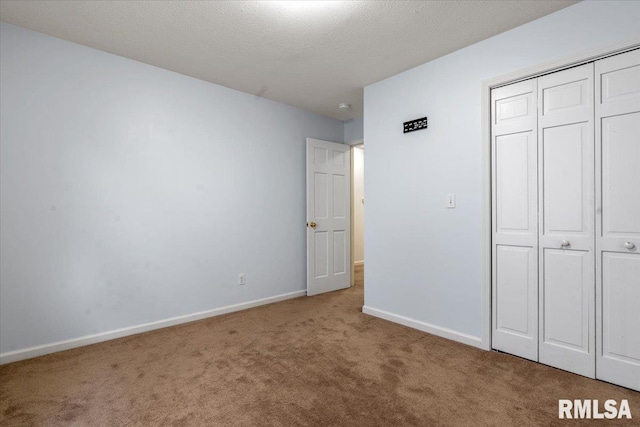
(0, 23), (344, 354)
(343, 117), (364, 145)
(363, 1), (640, 339)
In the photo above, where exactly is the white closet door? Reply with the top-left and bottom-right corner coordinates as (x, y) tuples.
(491, 80), (539, 361)
(538, 63), (595, 378)
(595, 49), (640, 391)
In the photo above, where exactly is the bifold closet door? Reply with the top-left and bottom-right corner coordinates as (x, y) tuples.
(491, 80), (539, 361)
(537, 63), (595, 378)
(595, 49), (640, 391)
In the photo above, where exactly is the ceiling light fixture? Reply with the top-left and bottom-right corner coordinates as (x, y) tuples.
(266, 1), (343, 14)
(338, 103), (351, 111)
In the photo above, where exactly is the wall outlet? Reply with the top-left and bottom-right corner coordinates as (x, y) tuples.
(447, 193), (456, 208)
(238, 273), (245, 285)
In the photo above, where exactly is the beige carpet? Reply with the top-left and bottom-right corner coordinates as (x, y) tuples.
(1, 264), (638, 426)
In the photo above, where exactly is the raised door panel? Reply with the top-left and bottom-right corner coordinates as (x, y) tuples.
(333, 231), (346, 275)
(314, 147), (329, 165)
(602, 252), (640, 367)
(495, 132), (536, 235)
(602, 64), (640, 101)
(495, 92), (534, 126)
(493, 245), (538, 360)
(542, 250), (591, 352)
(314, 173), (328, 219)
(602, 113), (640, 238)
(539, 248), (594, 377)
(542, 123), (591, 236)
(540, 66), (592, 128)
(314, 232), (328, 279)
(332, 174), (346, 219)
(542, 77), (589, 116)
(332, 149), (345, 167)
(600, 51), (640, 116)
(495, 246), (536, 337)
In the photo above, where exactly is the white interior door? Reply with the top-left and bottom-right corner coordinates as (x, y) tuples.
(595, 49), (640, 391)
(538, 63), (595, 378)
(491, 79), (539, 361)
(306, 138), (351, 296)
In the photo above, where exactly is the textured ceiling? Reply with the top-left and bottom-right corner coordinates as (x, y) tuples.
(0, 0), (578, 120)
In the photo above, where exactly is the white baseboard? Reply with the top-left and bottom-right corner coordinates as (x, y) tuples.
(362, 305), (483, 350)
(0, 290), (306, 365)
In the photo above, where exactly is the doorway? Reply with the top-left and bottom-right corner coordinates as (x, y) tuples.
(351, 144), (364, 288)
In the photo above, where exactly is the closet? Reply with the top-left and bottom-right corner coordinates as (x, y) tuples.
(491, 48), (640, 391)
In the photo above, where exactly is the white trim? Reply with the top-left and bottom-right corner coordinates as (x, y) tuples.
(350, 142), (364, 285)
(484, 38), (640, 89)
(0, 290), (306, 365)
(350, 145), (356, 286)
(346, 138), (364, 146)
(480, 71), (492, 351)
(351, 143), (364, 280)
(362, 306), (483, 349)
(480, 38), (640, 353)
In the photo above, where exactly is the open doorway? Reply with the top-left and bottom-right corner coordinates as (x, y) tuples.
(351, 144), (364, 288)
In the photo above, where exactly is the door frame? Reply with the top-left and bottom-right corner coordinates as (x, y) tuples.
(480, 38), (640, 351)
(350, 140), (364, 287)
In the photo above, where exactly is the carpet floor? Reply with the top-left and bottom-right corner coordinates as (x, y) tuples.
(1, 264), (638, 426)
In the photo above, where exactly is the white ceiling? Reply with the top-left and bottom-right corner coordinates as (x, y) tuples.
(0, 0), (578, 120)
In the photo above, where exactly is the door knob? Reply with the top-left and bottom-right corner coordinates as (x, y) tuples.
(560, 240), (570, 248)
(624, 241), (636, 250)
(308, 221), (317, 228)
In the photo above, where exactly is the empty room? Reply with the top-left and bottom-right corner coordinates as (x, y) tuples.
(1, 1), (639, 425)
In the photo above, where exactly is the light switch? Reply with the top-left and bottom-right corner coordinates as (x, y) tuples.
(447, 193), (456, 208)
